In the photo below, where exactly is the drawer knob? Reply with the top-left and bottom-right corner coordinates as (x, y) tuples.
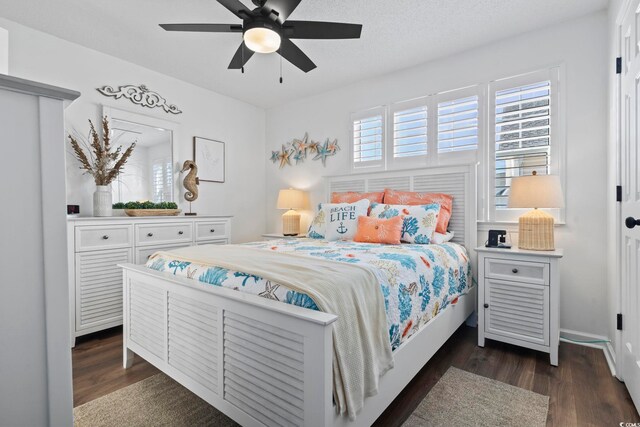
(147, 232), (154, 237)
(102, 235), (109, 240)
(178, 231), (184, 235)
(512, 268), (519, 274)
(210, 229), (215, 233)
(484, 303), (489, 308)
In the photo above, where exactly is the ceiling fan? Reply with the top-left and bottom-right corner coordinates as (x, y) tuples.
(160, 0), (362, 74)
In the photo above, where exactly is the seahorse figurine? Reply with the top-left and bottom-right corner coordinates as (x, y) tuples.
(180, 160), (200, 202)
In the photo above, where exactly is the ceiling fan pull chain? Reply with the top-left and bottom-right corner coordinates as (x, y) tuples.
(279, 55), (283, 84)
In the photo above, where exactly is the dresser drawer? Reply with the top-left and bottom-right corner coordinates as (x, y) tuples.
(196, 221), (228, 241)
(135, 222), (193, 246)
(75, 225), (132, 252)
(485, 258), (549, 286)
(135, 243), (192, 264)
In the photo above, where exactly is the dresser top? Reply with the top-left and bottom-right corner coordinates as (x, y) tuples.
(475, 246), (563, 258)
(67, 215), (232, 222)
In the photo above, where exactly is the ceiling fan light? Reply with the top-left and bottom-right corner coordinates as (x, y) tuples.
(244, 27), (281, 54)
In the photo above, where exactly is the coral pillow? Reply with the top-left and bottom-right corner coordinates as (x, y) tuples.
(369, 203), (441, 244)
(353, 216), (403, 245)
(331, 191), (384, 204)
(384, 189), (453, 234)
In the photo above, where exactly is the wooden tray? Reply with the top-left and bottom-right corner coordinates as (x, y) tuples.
(124, 209), (182, 217)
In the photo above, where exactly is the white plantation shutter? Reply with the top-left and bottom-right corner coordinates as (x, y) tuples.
(437, 95), (479, 153)
(152, 159), (173, 202)
(352, 108), (385, 168)
(493, 81), (551, 208)
(393, 105), (428, 158)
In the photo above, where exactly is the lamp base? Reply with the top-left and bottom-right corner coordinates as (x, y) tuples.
(518, 209), (555, 251)
(282, 209), (301, 236)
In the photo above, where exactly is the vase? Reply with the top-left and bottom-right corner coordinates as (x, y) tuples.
(93, 185), (112, 217)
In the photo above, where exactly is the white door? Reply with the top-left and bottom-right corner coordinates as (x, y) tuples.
(620, 0), (640, 412)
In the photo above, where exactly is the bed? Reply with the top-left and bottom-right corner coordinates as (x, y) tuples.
(120, 164), (478, 427)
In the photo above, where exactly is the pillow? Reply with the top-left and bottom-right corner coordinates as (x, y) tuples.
(307, 206), (327, 239)
(431, 231), (455, 244)
(323, 199), (370, 241)
(383, 189), (453, 235)
(331, 191), (384, 204)
(353, 216), (403, 244)
(369, 203), (440, 244)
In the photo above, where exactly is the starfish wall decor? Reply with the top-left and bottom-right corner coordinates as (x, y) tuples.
(269, 132), (340, 169)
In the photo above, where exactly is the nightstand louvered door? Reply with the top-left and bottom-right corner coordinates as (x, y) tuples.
(485, 278), (549, 346)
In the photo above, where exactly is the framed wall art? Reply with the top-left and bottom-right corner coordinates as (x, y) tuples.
(194, 137), (225, 183)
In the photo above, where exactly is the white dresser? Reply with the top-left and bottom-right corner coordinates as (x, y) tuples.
(67, 215), (232, 344)
(476, 246), (563, 366)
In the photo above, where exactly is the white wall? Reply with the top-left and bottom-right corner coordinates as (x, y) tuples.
(0, 26), (7, 74)
(265, 11), (610, 338)
(0, 17), (267, 243)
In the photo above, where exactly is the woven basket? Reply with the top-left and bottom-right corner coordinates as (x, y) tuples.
(124, 209), (181, 217)
(518, 209), (555, 250)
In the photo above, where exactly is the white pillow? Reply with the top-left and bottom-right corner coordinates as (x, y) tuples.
(323, 199), (370, 241)
(431, 231), (455, 244)
(308, 205), (327, 239)
(369, 203), (440, 244)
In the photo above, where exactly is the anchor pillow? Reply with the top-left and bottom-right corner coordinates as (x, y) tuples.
(323, 199), (371, 241)
(369, 203), (441, 244)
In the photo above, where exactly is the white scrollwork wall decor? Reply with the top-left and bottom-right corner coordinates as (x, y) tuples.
(96, 84), (182, 115)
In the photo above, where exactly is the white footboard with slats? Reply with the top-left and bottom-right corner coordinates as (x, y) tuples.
(122, 265), (336, 427)
(121, 163), (478, 426)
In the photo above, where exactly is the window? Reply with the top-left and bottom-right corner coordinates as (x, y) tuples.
(152, 159), (172, 202)
(392, 104), (428, 159)
(489, 68), (562, 221)
(352, 108), (385, 168)
(437, 95), (479, 153)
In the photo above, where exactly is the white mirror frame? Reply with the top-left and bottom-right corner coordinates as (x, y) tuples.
(102, 105), (180, 204)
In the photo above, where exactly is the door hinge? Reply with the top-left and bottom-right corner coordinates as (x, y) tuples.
(617, 185), (622, 202)
(617, 57), (622, 74)
(617, 313), (623, 330)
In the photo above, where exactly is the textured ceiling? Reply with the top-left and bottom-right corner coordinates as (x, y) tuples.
(0, 0), (608, 108)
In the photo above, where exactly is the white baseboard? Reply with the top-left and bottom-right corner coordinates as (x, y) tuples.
(559, 328), (616, 376)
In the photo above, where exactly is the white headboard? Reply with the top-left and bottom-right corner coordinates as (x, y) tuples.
(325, 164), (478, 250)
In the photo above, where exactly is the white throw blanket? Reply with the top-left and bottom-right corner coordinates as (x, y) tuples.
(153, 244), (394, 420)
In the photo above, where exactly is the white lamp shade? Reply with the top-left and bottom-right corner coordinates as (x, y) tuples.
(508, 174), (564, 209)
(277, 188), (308, 210)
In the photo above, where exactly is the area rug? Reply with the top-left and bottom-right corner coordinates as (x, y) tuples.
(402, 367), (549, 427)
(73, 374), (238, 427)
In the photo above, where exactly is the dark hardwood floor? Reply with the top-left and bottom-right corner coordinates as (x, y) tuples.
(73, 325), (639, 426)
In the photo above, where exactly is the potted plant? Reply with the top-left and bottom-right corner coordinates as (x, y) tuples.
(68, 116), (135, 217)
(119, 201), (181, 217)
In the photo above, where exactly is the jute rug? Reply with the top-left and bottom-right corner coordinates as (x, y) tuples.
(73, 374), (238, 427)
(75, 367), (549, 426)
(402, 367), (549, 427)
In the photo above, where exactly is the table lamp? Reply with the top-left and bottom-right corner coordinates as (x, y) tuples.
(277, 188), (308, 236)
(508, 171), (564, 250)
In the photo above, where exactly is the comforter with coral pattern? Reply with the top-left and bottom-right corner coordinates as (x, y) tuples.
(146, 239), (471, 350)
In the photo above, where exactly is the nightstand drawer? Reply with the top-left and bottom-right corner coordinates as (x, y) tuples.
(485, 258), (549, 286)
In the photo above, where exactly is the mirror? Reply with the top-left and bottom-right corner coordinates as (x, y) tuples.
(103, 107), (177, 203)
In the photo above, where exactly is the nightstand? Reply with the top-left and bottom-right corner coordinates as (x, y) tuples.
(475, 246), (563, 366)
(261, 233), (307, 240)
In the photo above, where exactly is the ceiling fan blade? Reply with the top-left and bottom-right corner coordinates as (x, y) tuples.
(217, 0), (253, 19)
(228, 42), (255, 69)
(283, 21), (362, 39)
(259, 0), (302, 23)
(159, 23), (243, 33)
(278, 37), (316, 73)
